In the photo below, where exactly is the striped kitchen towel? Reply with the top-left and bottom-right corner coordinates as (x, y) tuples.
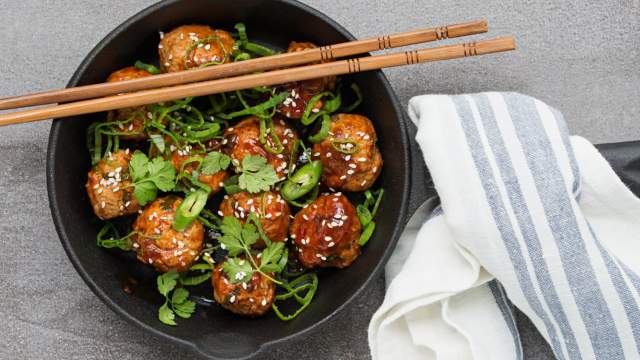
(369, 92), (640, 359)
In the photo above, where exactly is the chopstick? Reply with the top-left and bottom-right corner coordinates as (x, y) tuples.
(0, 19), (487, 110)
(0, 37), (515, 127)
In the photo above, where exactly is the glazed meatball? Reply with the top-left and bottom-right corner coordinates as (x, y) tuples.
(222, 116), (299, 178)
(290, 193), (361, 268)
(218, 191), (290, 247)
(277, 41), (336, 119)
(311, 114), (382, 191)
(159, 25), (235, 72)
(170, 146), (227, 196)
(132, 196), (204, 273)
(105, 67), (153, 141)
(86, 149), (141, 219)
(212, 260), (275, 316)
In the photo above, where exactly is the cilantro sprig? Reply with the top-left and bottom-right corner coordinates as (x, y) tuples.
(129, 151), (176, 205)
(201, 151), (231, 175)
(157, 271), (197, 326)
(238, 155), (279, 193)
(218, 214), (286, 284)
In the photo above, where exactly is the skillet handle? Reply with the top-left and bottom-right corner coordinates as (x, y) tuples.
(405, 134), (640, 223)
(596, 141), (640, 196)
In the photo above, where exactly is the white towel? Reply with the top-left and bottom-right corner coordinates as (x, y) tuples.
(369, 92), (640, 360)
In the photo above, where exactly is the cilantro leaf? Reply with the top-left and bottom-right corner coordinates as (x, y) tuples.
(157, 271), (179, 297)
(259, 242), (285, 273)
(222, 257), (254, 284)
(219, 216), (246, 256)
(129, 151), (150, 180)
(129, 150), (176, 205)
(241, 222), (259, 248)
(238, 155), (279, 193)
(201, 151), (231, 175)
(133, 181), (158, 206)
(147, 157), (177, 191)
(173, 299), (196, 318)
(171, 287), (189, 304)
(159, 302), (176, 326)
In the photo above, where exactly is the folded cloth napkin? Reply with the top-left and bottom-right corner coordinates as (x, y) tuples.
(369, 92), (640, 359)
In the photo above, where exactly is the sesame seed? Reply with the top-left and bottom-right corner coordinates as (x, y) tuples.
(324, 236), (332, 241)
(339, 175), (347, 180)
(347, 169), (355, 175)
(218, 210), (224, 216)
(326, 152), (332, 158)
(100, 201), (106, 208)
(229, 295), (236, 303)
(345, 155), (351, 161)
(328, 242), (335, 247)
(348, 164), (357, 169)
(261, 299), (267, 306)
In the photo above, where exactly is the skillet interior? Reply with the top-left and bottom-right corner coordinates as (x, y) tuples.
(46, 0), (410, 358)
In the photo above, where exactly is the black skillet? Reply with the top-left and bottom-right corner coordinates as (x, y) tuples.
(47, 0), (414, 359)
(45, 0), (640, 359)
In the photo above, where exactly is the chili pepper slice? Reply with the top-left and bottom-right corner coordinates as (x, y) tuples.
(173, 190), (209, 231)
(280, 160), (322, 201)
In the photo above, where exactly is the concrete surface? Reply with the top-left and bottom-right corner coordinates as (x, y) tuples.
(1, 0), (638, 359)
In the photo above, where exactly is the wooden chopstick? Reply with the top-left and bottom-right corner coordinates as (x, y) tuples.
(0, 19), (487, 110)
(0, 37), (515, 127)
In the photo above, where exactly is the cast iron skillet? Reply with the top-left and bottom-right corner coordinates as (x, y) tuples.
(46, 0), (422, 359)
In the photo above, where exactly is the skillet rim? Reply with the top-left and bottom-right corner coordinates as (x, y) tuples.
(46, 0), (411, 358)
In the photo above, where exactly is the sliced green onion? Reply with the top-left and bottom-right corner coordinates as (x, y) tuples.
(244, 42), (276, 56)
(216, 92), (288, 119)
(134, 60), (162, 75)
(342, 83), (363, 112)
(234, 23), (248, 45)
(358, 221), (376, 246)
(97, 223), (134, 251)
(300, 92), (329, 126)
(308, 114), (331, 143)
(272, 272), (319, 321)
(173, 190), (209, 231)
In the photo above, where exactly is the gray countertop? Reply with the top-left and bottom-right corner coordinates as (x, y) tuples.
(1, 0), (638, 359)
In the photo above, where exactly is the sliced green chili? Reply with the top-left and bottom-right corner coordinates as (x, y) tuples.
(173, 190), (209, 231)
(330, 138), (360, 154)
(281, 160), (322, 201)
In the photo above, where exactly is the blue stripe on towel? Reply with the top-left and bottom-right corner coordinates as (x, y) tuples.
(451, 96), (567, 359)
(549, 108), (581, 197)
(489, 280), (524, 360)
(502, 92), (625, 359)
(587, 225), (640, 353)
(471, 93), (580, 359)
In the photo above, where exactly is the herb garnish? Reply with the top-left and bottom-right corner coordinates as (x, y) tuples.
(157, 271), (196, 326)
(218, 214), (286, 284)
(238, 155), (280, 193)
(129, 151), (176, 205)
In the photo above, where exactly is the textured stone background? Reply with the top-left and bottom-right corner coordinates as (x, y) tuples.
(1, 0), (638, 359)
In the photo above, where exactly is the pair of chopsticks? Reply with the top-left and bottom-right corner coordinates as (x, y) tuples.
(0, 19), (514, 126)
